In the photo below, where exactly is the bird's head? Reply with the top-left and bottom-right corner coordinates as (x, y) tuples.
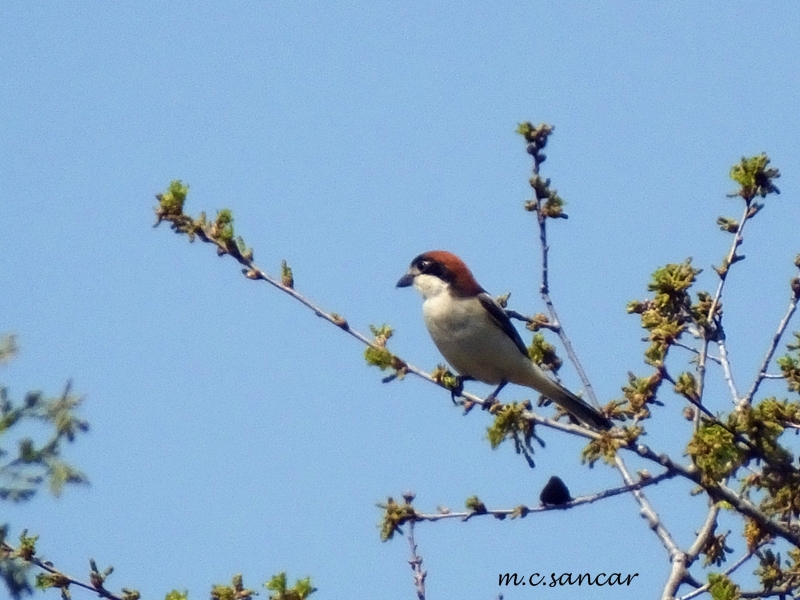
(397, 250), (485, 299)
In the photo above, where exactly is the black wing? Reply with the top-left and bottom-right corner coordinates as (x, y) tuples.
(477, 293), (530, 358)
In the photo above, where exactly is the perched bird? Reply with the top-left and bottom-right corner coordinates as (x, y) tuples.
(539, 475), (573, 506)
(397, 250), (612, 431)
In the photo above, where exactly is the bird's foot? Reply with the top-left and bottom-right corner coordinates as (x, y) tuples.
(482, 380), (508, 410)
(482, 395), (499, 411)
(450, 375), (472, 404)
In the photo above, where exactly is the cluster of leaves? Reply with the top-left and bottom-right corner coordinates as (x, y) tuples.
(9, 519), (315, 600)
(686, 421), (745, 486)
(580, 425), (642, 467)
(155, 181), (253, 263)
(209, 573), (315, 600)
(516, 122), (566, 219)
(777, 332), (800, 393)
(429, 365), (459, 395)
(2, 333), (318, 600)
(728, 153), (780, 202)
(527, 333), (562, 373)
(263, 572), (316, 600)
(280, 260), (294, 289)
(684, 394), (800, 504)
(627, 260), (706, 368)
(617, 153), (784, 428)
(615, 371), (664, 418)
(707, 573), (740, 600)
(700, 528), (733, 568)
(715, 154), (781, 280)
(752, 548), (800, 595)
(0, 336), (88, 504)
(363, 324), (408, 384)
(363, 325), (396, 369)
(486, 402), (540, 467)
(0, 335), (86, 599)
(0, 529), (35, 598)
(616, 260), (714, 423)
(523, 312), (555, 333)
(464, 495), (488, 515)
(379, 494), (418, 542)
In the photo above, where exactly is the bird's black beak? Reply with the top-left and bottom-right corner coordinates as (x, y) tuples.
(396, 272), (415, 288)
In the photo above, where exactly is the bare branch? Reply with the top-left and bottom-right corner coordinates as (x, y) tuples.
(678, 550), (755, 600)
(631, 442), (800, 548)
(524, 137), (599, 407)
(716, 335), (740, 403)
(1, 541), (127, 600)
(615, 455), (682, 555)
(693, 202), (752, 430)
(406, 519), (427, 600)
(740, 585), (800, 598)
(662, 366), (785, 471)
(414, 468), (677, 522)
(674, 341), (722, 366)
(706, 202), (752, 326)
(740, 292), (798, 409)
(686, 505), (720, 561)
(538, 278), (599, 406)
(761, 373), (786, 379)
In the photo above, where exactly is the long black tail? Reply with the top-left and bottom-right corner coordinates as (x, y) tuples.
(539, 379), (612, 431)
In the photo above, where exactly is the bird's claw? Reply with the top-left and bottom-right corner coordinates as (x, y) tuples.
(481, 380), (507, 410)
(482, 394), (499, 411)
(450, 376), (467, 404)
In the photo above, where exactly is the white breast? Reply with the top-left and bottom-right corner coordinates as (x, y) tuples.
(420, 290), (537, 387)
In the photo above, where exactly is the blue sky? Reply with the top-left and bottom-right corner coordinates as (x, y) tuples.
(2, 3), (800, 599)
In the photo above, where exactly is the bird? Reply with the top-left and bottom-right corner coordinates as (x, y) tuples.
(539, 475), (573, 506)
(397, 250), (612, 431)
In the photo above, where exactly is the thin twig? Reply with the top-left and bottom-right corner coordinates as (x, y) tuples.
(686, 505), (721, 561)
(406, 519), (427, 600)
(506, 309), (559, 332)
(414, 468), (677, 522)
(694, 342), (710, 433)
(665, 504), (721, 598)
(660, 368), (723, 424)
(715, 335), (740, 403)
(706, 202), (753, 328)
(761, 373), (786, 379)
(740, 293), (798, 409)
(678, 550), (755, 600)
(674, 341), (722, 365)
(541, 292), (598, 406)
(528, 145), (599, 407)
(0, 541), (125, 600)
(630, 441), (800, 548)
(740, 585), (800, 598)
(539, 274), (599, 405)
(609, 454), (689, 600)
(694, 202), (752, 429)
(614, 455), (682, 557)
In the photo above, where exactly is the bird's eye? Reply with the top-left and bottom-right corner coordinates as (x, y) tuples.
(418, 259), (431, 272)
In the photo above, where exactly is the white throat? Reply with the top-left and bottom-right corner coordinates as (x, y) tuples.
(413, 274), (450, 300)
